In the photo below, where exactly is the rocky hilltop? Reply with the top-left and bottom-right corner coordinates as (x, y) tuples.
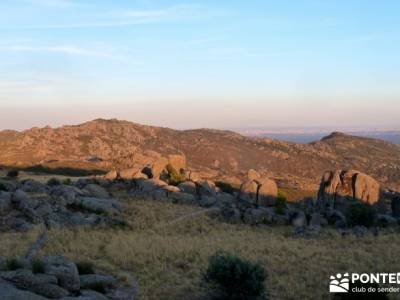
(0, 119), (399, 191)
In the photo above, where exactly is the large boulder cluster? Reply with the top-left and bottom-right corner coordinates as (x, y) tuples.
(103, 153), (187, 181)
(0, 179), (123, 232)
(0, 255), (137, 300)
(317, 170), (381, 211)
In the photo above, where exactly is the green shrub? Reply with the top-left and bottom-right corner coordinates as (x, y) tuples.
(62, 178), (72, 185)
(203, 252), (267, 300)
(275, 190), (287, 215)
(32, 258), (45, 274)
(5, 257), (24, 271)
(76, 261), (95, 275)
(47, 177), (61, 186)
(0, 182), (8, 191)
(215, 181), (235, 194)
(6, 170), (19, 178)
(165, 164), (185, 186)
(346, 202), (377, 228)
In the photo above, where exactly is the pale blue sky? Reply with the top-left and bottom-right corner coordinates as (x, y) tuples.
(0, 0), (399, 130)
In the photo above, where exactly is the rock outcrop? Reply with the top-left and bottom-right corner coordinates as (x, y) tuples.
(0, 255), (137, 300)
(238, 177), (278, 207)
(317, 170), (381, 212)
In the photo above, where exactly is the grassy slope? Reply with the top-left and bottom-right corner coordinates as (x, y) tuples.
(1, 198), (400, 300)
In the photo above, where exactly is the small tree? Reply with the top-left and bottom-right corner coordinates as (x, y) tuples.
(346, 202), (377, 228)
(47, 177), (61, 186)
(204, 252), (267, 300)
(165, 164), (185, 186)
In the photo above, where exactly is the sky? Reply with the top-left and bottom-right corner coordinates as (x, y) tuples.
(0, 0), (399, 131)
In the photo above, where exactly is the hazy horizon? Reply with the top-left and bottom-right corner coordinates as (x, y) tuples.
(1, 1), (399, 129)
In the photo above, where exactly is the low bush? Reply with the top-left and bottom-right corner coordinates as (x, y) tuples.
(76, 261), (95, 275)
(203, 252), (267, 300)
(47, 177), (61, 186)
(165, 164), (185, 186)
(62, 178), (72, 185)
(6, 170), (19, 178)
(32, 258), (45, 274)
(5, 257), (24, 271)
(346, 202), (377, 228)
(0, 182), (8, 191)
(275, 190), (287, 215)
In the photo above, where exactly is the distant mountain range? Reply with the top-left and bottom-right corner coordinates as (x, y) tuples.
(0, 119), (399, 191)
(251, 131), (400, 144)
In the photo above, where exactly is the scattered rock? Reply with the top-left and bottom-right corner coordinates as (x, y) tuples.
(43, 256), (80, 293)
(177, 181), (197, 195)
(291, 211), (307, 228)
(83, 184), (110, 199)
(247, 169), (260, 181)
(257, 178), (278, 206)
(238, 180), (258, 204)
(104, 170), (118, 181)
(377, 214), (397, 227)
(197, 180), (217, 197)
(79, 197), (121, 215)
(199, 196), (217, 208)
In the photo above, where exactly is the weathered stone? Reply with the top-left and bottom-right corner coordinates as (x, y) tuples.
(243, 207), (275, 225)
(83, 184), (110, 199)
(31, 283), (69, 299)
(197, 180), (217, 197)
(104, 170), (118, 181)
(135, 179), (167, 193)
(199, 196), (217, 208)
(151, 189), (169, 201)
(43, 256), (80, 293)
(377, 214), (397, 227)
(169, 192), (197, 205)
(274, 214), (289, 225)
(20, 180), (48, 193)
(247, 169), (260, 181)
(238, 180), (258, 204)
(257, 178), (278, 206)
(0, 269), (66, 298)
(50, 185), (83, 205)
(119, 168), (144, 180)
(309, 213), (327, 227)
(177, 181), (197, 195)
(161, 185), (181, 193)
(219, 206), (242, 223)
(291, 211), (307, 228)
(0, 192), (12, 213)
(79, 197), (121, 215)
(11, 189), (30, 205)
(0, 278), (48, 300)
(317, 170), (381, 212)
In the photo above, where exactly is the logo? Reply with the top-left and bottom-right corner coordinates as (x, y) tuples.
(330, 273), (350, 293)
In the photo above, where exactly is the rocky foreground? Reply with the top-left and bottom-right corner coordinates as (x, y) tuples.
(0, 255), (137, 300)
(1, 159), (400, 298)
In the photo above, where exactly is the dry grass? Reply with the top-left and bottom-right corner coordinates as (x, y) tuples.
(1, 199), (400, 299)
